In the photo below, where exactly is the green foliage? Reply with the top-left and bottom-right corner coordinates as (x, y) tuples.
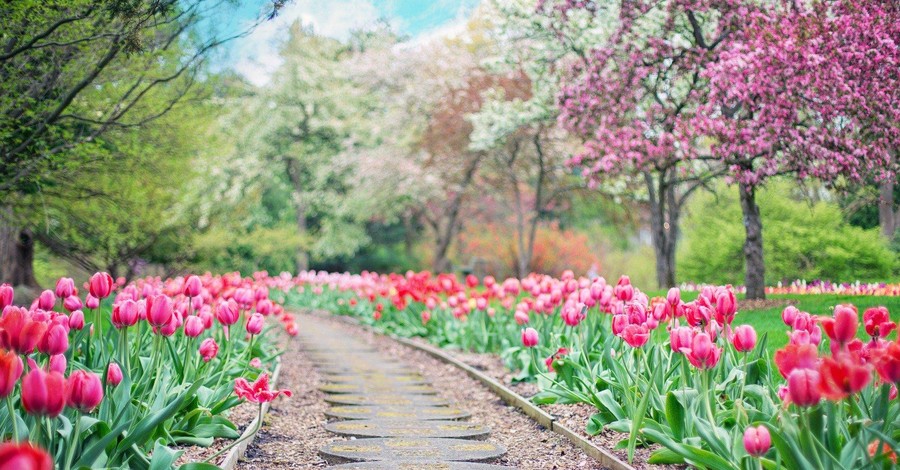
(679, 181), (898, 284)
(191, 225), (306, 274)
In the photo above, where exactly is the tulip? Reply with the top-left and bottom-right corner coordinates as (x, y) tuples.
(66, 370), (104, 413)
(55, 277), (75, 299)
(199, 338), (219, 362)
(112, 299), (140, 328)
(774, 343), (819, 378)
(682, 332), (721, 369)
(521, 328), (539, 348)
(85, 295), (99, 310)
(0, 349), (23, 398)
(818, 354), (870, 401)
(89, 272), (114, 299)
(234, 373), (292, 403)
(256, 299), (273, 315)
(246, 313), (264, 335)
(0, 307), (47, 354)
(250, 357), (262, 368)
(183, 275), (202, 297)
(743, 425), (771, 457)
(420, 310), (431, 325)
(38, 323), (68, 356)
(63, 295), (82, 313)
(69, 310), (85, 330)
(285, 322), (299, 336)
(146, 294), (173, 328)
(0, 442), (53, 470)
(36, 290), (55, 311)
(21, 366), (66, 417)
(48, 354), (66, 374)
(178, 315), (202, 338)
(622, 324), (649, 348)
(514, 310), (529, 325)
(787, 368), (822, 407)
(669, 326), (693, 352)
(714, 287), (736, 325)
(873, 341), (900, 383)
(821, 305), (858, 346)
(863, 306), (896, 339)
(216, 300), (240, 326)
(732, 325), (757, 352)
(0, 284), (12, 310)
(782, 306), (799, 326)
(107, 362), (123, 387)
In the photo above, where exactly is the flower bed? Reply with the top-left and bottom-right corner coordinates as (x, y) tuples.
(0, 271), (296, 469)
(287, 270), (900, 468)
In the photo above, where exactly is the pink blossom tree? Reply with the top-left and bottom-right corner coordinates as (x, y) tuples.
(694, 0), (900, 298)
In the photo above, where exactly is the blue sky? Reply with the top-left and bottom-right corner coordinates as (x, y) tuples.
(216, 0), (481, 85)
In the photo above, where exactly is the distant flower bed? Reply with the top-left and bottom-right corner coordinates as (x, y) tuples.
(677, 280), (900, 297)
(288, 270), (900, 467)
(0, 271), (297, 469)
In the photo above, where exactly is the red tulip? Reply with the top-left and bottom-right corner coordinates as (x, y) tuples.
(21, 366), (66, 417)
(0, 284), (13, 310)
(111, 299), (139, 328)
(0, 441), (53, 470)
(37, 323), (68, 356)
(774, 344), (819, 379)
(89, 272), (114, 299)
(818, 354), (870, 401)
(199, 338), (219, 362)
(521, 328), (539, 347)
(107, 363), (123, 387)
(66, 369), (104, 413)
(0, 349), (23, 398)
(55, 277), (75, 299)
(183, 275), (202, 297)
(787, 368), (822, 407)
(234, 373), (292, 404)
(36, 290), (55, 311)
(872, 341), (900, 383)
(0, 307), (48, 355)
(184, 315), (205, 338)
(821, 305), (858, 346)
(285, 322), (298, 336)
(622, 324), (649, 348)
(146, 294), (173, 328)
(69, 310), (84, 330)
(864, 306), (896, 339)
(732, 325), (757, 352)
(743, 425), (771, 457)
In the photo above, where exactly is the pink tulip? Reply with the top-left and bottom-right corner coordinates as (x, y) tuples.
(199, 338), (219, 362)
(37, 290), (55, 311)
(85, 295), (99, 310)
(622, 324), (650, 348)
(0, 284), (12, 309)
(256, 299), (273, 315)
(514, 310), (529, 325)
(69, 310), (85, 330)
(250, 358), (262, 368)
(21, 366), (66, 417)
(670, 326), (693, 352)
(216, 300), (240, 326)
(107, 363), (123, 387)
(682, 332), (721, 369)
(184, 315), (204, 338)
(522, 328), (539, 348)
(48, 355), (66, 374)
(66, 370), (104, 413)
(55, 277), (75, 299)
(63, 295), (82, 313)
(246, 313), (264, 335)
(88, 272), (114, 299)
(183, 275), (202, 297)
(732, 325), (757, 352)
(146, 294), (173, 328)
(787, 368), (822, 407)
(0, 442), (53, 470)
(38, 323), (68, 356)
(743, 425), (771, 457)
(111, 299), (140, 329)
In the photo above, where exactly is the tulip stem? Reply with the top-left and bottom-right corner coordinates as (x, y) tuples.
(64, 415), (80, 470)
(6, 395), (17, 442)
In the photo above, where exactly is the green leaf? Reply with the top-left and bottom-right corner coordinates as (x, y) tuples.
(149, 440), (182, 470)
(648, 448), (685, 465)
(179, 463), (222, 470)
(665, 392), (685, 441)
(762, 422), (813, 470)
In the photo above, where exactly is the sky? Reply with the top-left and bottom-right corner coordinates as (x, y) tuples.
(213, 0), (481, 86)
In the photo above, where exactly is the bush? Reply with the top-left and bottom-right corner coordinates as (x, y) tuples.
(679, 181), (898, 284)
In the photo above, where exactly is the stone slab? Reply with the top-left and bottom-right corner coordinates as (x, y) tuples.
(319, 383), (437, 395)
(325, 419), (490, 439)
(319, 366), (414, 376)
(325, 405), (470, 421)
(319, 438), (506, 463)
(323, 374), (427, 384)
(324, 394), (449, 407)
(327, 462), (511, 469)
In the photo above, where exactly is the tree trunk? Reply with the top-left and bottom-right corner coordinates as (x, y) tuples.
(294, 202), (309, 273)
(879, 180), (898, 240)
(739, 182), (766, 300)
(645, 172), (677, 289)
(0, 211), (39, 288)
(285, 157), (309, 273)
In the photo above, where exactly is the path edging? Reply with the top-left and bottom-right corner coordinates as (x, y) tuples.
(218, 358), (282, 470)
(326, 312), (635, 470)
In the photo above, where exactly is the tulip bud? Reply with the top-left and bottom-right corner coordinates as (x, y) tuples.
(0, 284), (12, 310)
(107, 363), (123, 387)
(743, 425), (771, 457)
(146, 295), (173, 328)
(111, 299), (139, 329)
(667, 287), (681, 306)
(69, 310), (85, 330)
(66, 370), (104, 413)
(787, 368), (822, 407)
(521, 328), (539, 348)
(246, 313), (264, 335)
(216, 300), (240, 326)
(732, 325), (757, 352)
(85, 295), (99, 310)
(55, 277), (75, 299)
(199, 338), (219, 362)
(38, 323), (68, 356)
(184, 315), (204, 338)
(21, 367), (66, 417)
(37, 290), (55, 311)
(0, 350), (23, 399)
(782, 306), (799, 327)
(183, 275), (202, 298)
(63, 295), (82, 313)
(88, 272), (114, 299)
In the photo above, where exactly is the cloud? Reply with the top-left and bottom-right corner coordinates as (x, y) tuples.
(231, 0), (382, 86)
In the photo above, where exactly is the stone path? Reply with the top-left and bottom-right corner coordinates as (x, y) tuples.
(297, 317), (513, 469)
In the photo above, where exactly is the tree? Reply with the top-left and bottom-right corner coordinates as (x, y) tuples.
(693, 0), (900, 298)
(0, 0), (284, 286)
(542, 0), (734, 289)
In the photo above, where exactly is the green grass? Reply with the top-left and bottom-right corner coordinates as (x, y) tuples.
(648, 291), (900, 350)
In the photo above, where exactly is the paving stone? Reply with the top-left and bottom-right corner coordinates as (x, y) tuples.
(325, 419), (490, 439)
(319, 438), (506, 463)
(325, 405), (471, 421)
(319, 383), (437, 395)
(324, 393), (450, 406)
(327, 461), (511, 469)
